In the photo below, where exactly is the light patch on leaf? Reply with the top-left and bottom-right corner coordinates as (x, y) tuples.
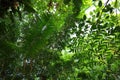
(60, 47), (74, 61)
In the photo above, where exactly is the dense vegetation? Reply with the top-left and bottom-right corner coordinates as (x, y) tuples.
(0, 0), (120, 80)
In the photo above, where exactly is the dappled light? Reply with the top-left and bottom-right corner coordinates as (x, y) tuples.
(0, 0), (120, 80)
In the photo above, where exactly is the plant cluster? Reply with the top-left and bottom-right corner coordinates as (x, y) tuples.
(0, 0), (120, 80)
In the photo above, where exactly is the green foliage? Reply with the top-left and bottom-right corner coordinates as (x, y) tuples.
(98, 1), (102, 7)
(64, 0), (71, 5)
(0, 0), (120, 80)
(0, 0), (35, 22)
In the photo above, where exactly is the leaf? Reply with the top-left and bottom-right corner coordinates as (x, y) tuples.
(96, 12), (100, 17)
(77, 0), (92, 18)
(17, 9), (22, 21)
(24, 5), (36, 13)
(98, 1), (102, 7)
(63, 0), (71, 5)
(109, 7), (113, 13)
(105, 15), (109, 19)
(9, 11), (14, 22)
(23, 1), (36, 13)
(83, 15), (86, 20)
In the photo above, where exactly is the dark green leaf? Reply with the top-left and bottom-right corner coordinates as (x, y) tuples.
(24, 5), (36, 13)
(96, 12), (100, 17)
(109, 8), (113, 13)
(98, 1), (102, 7)
(83, 15), (87, 20)
(63, 0), (71, 5)
(105, 16), (109, 19)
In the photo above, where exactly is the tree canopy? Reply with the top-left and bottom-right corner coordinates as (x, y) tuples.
(0, 0), (120, 80)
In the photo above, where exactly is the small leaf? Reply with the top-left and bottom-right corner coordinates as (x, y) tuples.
(102, 8), (107, 12)
(17, 8), (22, 21)
(105, 16), (109, 19)
(109, 8), (113, 13)
(9, 11), (14, 22)
(83, 15), (86, 20)
(96, 12), (100, 17)
(98, 1), (102, 7)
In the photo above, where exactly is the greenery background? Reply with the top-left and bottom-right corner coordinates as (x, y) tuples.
(0, 0), (120, 80)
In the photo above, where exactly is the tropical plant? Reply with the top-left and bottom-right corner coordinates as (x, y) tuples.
(0, 0), (120, 80)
